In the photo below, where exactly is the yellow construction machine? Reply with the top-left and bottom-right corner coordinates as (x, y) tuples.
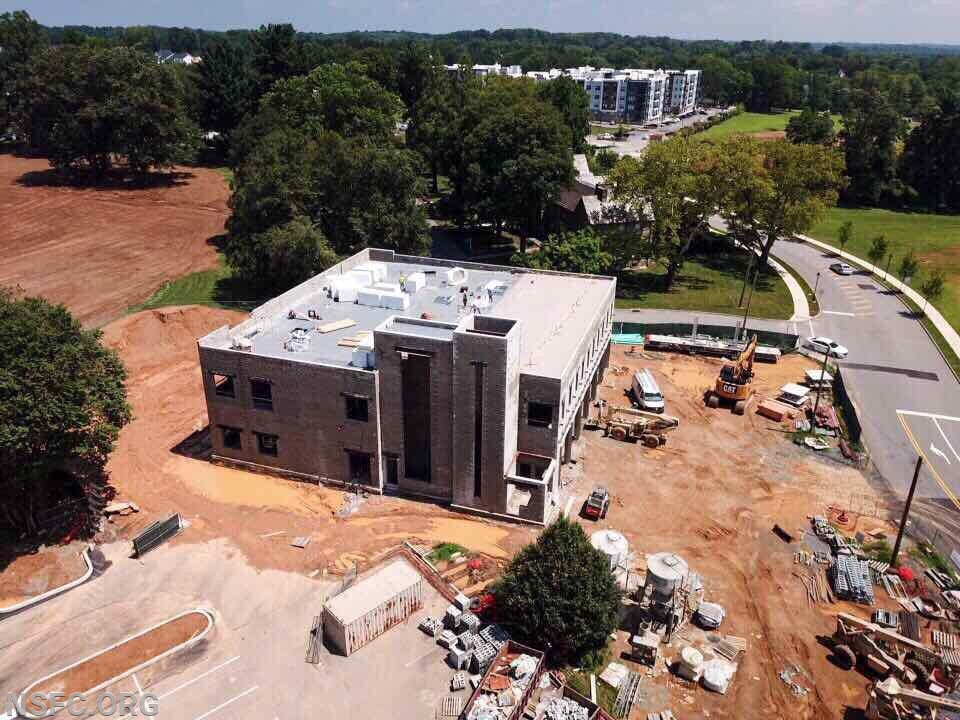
(591, 404), (680, 447)
(705, 335), (757, 415)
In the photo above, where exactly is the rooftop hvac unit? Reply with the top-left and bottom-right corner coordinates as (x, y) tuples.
(355, 261), (388, 283)
(403, 272), (426, 293)
(347, 269), (374, 288)
(356, 288), (382, 307)
(373, 282), (401, 293)
(329, 274), (360, 302)
(285, 327), (311, 352)
(380, 291), (410, 311)
(443, 267), (468, 285)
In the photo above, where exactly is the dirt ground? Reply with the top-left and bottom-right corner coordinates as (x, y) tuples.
(8, 304), (899, 719)
(0, 545), (88, 607)
(575, 346), (897, 719)
(99, 306), (532, 576)
(28, 610), (209, 699)
(0, 154), (228, 327)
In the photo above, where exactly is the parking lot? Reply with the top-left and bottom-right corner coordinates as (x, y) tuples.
(1, 540), (459, 720)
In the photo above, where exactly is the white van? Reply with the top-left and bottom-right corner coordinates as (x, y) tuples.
(631, 369), (665, 413)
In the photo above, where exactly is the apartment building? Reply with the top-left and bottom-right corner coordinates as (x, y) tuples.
(444, 62), (524, 78)
(197, 249), (616, 525)
(665, 69), (702, 116)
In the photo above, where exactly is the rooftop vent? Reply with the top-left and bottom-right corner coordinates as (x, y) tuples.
(284, 327), (311, 352)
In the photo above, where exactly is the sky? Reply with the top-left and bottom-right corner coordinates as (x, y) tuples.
(4, 0), (960, 45)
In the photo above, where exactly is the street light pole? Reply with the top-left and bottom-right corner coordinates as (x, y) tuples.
(891, 456), (924, 568)
(813, 271), (821, 299)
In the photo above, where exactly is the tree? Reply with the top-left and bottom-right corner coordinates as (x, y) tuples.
(407, 69), (458, 193)
(837, 221), (854, 254)
(786, 108), (836, 145)
(0, 289), (131, 537)
(229, 216), (339, 294)
(395, 41), (437, 113)
(591, 148), (619, 176)
(753, 140), (845, 264)
(899, 250), (919, 283)
(249, 23), (304, 99)
(492, 517), (621, 666)
(867, 235), (888, 270)
(536, 75), (590, 152)
(841, 87), (906, 205)
(196, 39), (255, 147)
(0, 11), (47, 134)
(698, 53), (752, 105)
(16, 45), (199, 180)
(512, 230), (613, 275)
(460, 78), (573, 247)
(608, 135), (718, 290)
(919, 271), (945, 311)
(900, 96), (960, 212)
(258, 62), (401, 143)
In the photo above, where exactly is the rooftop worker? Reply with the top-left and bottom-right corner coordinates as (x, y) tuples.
(399, 274), (406, 291)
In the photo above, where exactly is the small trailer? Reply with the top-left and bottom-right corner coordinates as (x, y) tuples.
(590, 404), (680, 447)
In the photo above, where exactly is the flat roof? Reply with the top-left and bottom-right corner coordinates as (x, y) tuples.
(200, 251), (614, 378)
(324, 559), (422, 627)
(494, 271), (613, 377)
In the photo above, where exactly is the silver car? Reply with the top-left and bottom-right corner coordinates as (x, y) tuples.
(806, 336), (849, 358)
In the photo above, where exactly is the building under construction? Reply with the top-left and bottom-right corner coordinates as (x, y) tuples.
(197, 248), (615, 524)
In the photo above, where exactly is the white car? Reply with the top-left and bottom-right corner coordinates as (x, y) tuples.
(806, 336), (849, 358)
(830, 262), (855, 276)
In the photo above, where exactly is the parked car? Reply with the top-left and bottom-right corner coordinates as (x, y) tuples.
(805, 336), (849, 358)
(584, 487), (610, 520)
(830, 262), (855, 276)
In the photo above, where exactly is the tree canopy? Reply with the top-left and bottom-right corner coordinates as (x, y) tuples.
(0, 289), (131, 538)
(900, 95), (960, 212)
(841, 87), (907, 205)
(15, 45), (199, 179)
(786, 108), (836, 145)
(513, 230), (613, 275)
(492, 516), (621, 666)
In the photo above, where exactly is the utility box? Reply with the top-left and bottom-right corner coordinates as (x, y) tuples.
(323, 559), (424, 656)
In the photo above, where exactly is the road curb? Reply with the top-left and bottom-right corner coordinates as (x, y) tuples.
(0, 546), (94, 619)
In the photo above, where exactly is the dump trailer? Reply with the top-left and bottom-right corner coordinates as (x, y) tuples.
(705, 335), (757, 415)
(867, 677), (960, 720)
(832, 612), (942, 685)
(592, 404), (680, 447)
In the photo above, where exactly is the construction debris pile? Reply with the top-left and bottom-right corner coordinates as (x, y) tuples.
(421, 595), (511, 675)
(466, 652), (539, 720)
(541, 696), (590, 720)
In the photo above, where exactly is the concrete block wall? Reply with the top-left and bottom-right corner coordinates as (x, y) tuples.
(199, 346), (382, 488)
(374, 325), (456, 500)
(450, 316), (521, 514)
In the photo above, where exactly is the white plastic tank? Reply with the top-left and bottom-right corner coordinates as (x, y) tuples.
(645, 552), (689, 596)
(591, 530), (629, 570)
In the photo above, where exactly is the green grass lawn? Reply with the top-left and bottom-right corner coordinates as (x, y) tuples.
(698, 111), (842, 140)
(808, 207), (960, 333)
(615, 250), (794, 319)
(128, 254), (263, 314)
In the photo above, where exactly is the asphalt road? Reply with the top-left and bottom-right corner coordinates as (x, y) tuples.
(772, 239), (960, 503)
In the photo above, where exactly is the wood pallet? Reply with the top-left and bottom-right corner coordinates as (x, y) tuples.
(435, 696), (462, 718)
(647, 711), (675, 720)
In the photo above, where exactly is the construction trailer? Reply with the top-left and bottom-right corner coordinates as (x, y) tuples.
(323, 558), (424, 656)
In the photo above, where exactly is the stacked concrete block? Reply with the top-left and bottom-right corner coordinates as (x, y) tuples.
(448, 645), (473, 670)
(444, 605), (463, 628)
(419, 616), (442, 637)
(460, 611), (481, 634)
(438, 629), (458, 648)
(457, 631), (474, 650)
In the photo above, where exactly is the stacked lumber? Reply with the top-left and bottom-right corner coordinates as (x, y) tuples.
(337, 330), (373, 347)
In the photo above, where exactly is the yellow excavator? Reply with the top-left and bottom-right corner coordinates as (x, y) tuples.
(705, 335), (757, 415)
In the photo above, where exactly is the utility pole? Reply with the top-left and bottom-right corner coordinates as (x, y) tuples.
(891, 456), (924, 568)
(810, 348), (831, 421)
(813, 271), (821, 299)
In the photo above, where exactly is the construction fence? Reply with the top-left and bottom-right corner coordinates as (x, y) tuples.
(832, 367), (863, 445)
(613, 321), (800, 353)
